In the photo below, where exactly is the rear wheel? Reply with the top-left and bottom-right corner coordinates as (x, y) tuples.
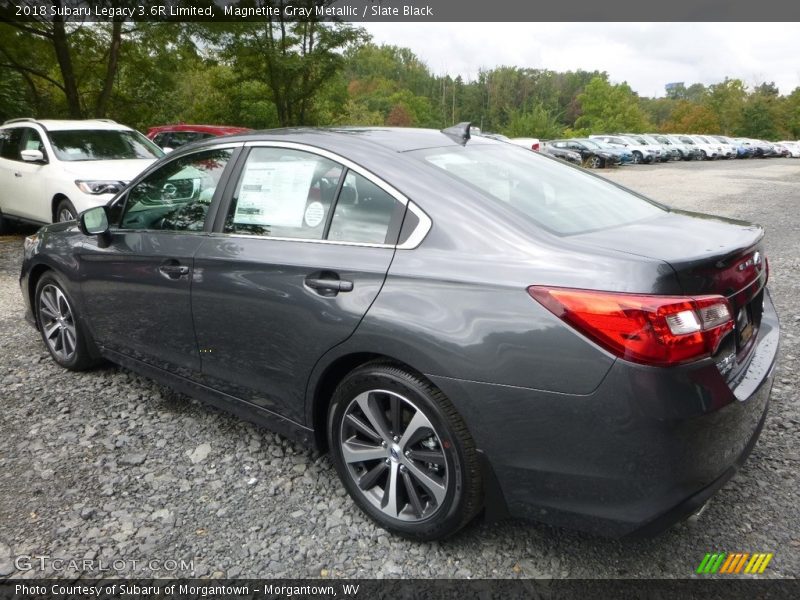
(327, 362), (482, 540)
(55, 198), (77, 223)
(35, 272), (100, 370)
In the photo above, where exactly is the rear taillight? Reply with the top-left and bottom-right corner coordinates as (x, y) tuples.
(528, 286), (734, 367)
(532, 143), (541, 151)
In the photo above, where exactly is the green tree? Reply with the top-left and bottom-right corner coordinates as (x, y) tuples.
(740, 92), (780, 140)
(0, 1), (158, 118)
(782, 87), (800, 139)
(660, 100), (720, 133)
(504, 104), (564, 139)
(704, 78), (746, 135)
(574, 76), (651, 133)
(223, 2), (367, 126)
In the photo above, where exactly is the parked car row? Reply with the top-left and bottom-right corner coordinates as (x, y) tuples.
(497, 131), (800, 168)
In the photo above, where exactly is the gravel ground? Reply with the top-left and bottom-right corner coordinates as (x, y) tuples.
(0, 159), (798, 580)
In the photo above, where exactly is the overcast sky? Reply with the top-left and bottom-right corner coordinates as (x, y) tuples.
(361, 23), (800, 97)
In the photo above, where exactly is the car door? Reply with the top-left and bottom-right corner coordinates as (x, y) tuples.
(0, 127), (47, 222)
(190, 144), (406, 422)
(78, 145), (239, 376)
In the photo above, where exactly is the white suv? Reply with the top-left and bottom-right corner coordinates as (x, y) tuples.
(0, 118), (162, 231)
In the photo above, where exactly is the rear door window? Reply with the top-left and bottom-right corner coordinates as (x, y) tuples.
(224, 147), (345, 240)
(223, 147), (404, 245)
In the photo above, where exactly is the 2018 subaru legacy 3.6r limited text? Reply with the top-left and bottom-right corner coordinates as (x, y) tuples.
(20, 124), (779, 540)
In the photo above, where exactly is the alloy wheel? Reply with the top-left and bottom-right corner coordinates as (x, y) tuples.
(38, 284), (77, 362)
(57, 207), (76, 222)
(339, 389), (448, 523)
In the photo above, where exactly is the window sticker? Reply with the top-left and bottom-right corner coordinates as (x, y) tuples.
(234, 160), (317, 227)
(304, 201), (325, 227)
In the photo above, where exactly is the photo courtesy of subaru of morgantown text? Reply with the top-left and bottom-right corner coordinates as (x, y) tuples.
(16, 123), (779, 541)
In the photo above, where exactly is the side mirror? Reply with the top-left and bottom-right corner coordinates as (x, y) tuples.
(21, 149), (46, 163)
(79, 206), (110, 245)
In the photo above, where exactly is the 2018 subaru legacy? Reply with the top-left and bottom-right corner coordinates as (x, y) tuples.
(20, 124), (779, 540)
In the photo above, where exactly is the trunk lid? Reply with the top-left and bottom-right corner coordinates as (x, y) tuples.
(571, 209), (768, 364)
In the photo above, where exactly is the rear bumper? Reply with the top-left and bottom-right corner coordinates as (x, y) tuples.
(429, 290), (779, 537)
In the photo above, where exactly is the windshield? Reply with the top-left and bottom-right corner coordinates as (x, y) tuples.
(579, 139), (601, 149)
(48, 129), (164, 161)
(410, 144), (664, 236)
(592, 140), (617, 149)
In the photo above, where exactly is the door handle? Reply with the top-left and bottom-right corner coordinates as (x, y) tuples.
(305, 278), (354, 293)
(304, 272), (354, 297)
(158, 262), (190, 279)
(14, 172), (21, 178)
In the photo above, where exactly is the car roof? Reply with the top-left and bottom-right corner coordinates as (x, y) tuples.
(182, 127), (499, 154)
(147, 124), (253, 136)
(2, 118), (133, 131)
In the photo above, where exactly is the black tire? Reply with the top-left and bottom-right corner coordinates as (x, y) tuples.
(587, 155), (602, 169)
(55, 198), (77, 223)
(34, 272), (101, 370)
(700, 150), (708, 161)
(0, 208), (11, 234)
(327, 361), (483, 541)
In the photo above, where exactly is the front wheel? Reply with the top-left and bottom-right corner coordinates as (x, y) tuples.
(587, 155), (603, 169)
(55, 198), (77, 222)
(35, 272), (100, 370)
(327, 362), (483, 541)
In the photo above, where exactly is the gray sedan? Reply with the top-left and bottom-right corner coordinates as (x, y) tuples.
(20, 125), (778, 541)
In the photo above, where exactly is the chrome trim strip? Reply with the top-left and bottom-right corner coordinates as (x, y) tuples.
(207, 232), (392, 249)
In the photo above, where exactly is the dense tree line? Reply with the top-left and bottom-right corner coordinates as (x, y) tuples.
(1, 17), (798, 140)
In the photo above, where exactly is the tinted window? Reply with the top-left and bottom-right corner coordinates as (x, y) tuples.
(120, 148), (233, 231)
(20, 128), (46, 158)
(152, 133), (170, 147)
(328, 171), (399, 244)
(162, 131), (212, 149)
(0, 128), (24, 161)
(48, 129), (163, 161)
(412, 144), (664, 236)
(224, 147), (344, 240)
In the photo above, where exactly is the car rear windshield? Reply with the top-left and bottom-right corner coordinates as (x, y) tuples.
(48, 129), (163, 161)
(410, 144), (664, 236)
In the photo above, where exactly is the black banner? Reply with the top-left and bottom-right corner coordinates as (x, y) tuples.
(2, 0), (800, 22)
(2, 580), (800, 600)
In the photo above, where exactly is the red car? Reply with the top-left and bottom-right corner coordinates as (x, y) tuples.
(146, 124), (252, 151)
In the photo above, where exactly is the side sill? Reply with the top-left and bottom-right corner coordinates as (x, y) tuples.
(100, 347), (316, 448)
